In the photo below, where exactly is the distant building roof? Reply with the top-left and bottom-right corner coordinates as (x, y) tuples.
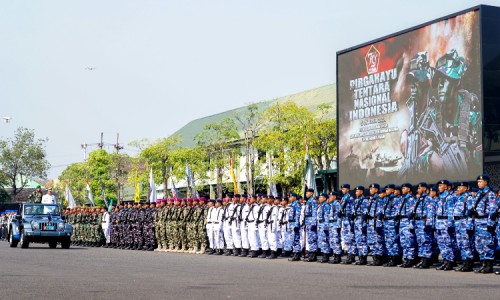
(173, 83), (336, 147)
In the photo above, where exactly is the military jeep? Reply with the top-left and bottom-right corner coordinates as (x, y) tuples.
(8, 203), (72, 249)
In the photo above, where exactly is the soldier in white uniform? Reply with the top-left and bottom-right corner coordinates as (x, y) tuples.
(41, 188), (57, 204)
(229, 194), (242, 256)
(257, 195), (271, 258)
(213, 200), (225, 255)
(239, 195), (250, 257)
(266, 196), (280, 259)
(205, 200), (216, 254)
(246, 195), (260, 258)
(278, 197), (289, 257)
(101, 208), (111, 247)
(222, 194), (234, 255)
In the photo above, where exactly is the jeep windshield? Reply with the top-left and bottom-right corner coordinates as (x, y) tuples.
(23, 205), (60, 216)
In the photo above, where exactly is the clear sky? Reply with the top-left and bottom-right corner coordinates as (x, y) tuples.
(0, 0), (497, 178)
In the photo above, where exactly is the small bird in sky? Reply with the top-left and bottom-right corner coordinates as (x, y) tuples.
(85, 67), (96, 71)
(2, 116), (13, 123)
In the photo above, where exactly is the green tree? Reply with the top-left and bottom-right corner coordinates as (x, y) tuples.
(87, 149), (116, 207)
(59, 162), (89, 206)
(307, 104), (337, 170)
(254, 101), (312, 195)
(0, 127), (50, 200)
(195, 118), (239, 198)
(133, 135), (182, 199)
(235, 103), (263, 195)
(170, 146), (208, 197)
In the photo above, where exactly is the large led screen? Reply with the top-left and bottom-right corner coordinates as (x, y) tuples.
(337, 10), (482, 187)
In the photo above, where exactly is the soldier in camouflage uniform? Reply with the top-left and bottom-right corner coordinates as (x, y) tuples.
(179, 199), (191, 253)
(164, 199), (175, 251)
(154, 200), (165, 251)
(186, 198), (199, 253)
(196, 197), (209, 254)
(169, 199), (182, 252)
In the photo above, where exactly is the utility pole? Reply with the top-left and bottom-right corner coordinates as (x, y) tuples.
(114, 133), (124, 206)
(98, 132), (104, 149)
(81, 143), (88, 161)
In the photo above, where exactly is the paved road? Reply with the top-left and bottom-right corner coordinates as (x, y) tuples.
(1, 242), (499, 300)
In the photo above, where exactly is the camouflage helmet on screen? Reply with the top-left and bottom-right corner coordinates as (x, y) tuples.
(432, 49), (467, 87)
(406, 51), (433, 85)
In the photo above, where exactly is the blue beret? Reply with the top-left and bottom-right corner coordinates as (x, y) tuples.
(394, 186), (402, 191)
(385, 184), (396, 189)
(477, 174), (490, 181)
(438, 179), (451, 186)
(341, 184), (350, 189)
(355, 186), (365, 191)
(290, 192), (298, 197)
(369, 183), (380, 189)
(330, 192), (338, 197)
(402, 183), (412, 189)
(429, 187), (438, 192)
(321, 193), (328, 198)
(456, 181), (469, 188)
(306, 188), (315, 193)
(418, 182), (428, 188)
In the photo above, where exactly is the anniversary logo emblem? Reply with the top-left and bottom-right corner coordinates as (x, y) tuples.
(337, 11), (482, 187)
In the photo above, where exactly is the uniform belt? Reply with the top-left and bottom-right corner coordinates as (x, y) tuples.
(475, 215), (488, 219)
(398, 215), (408, 219)
(454, 216), (467, 220)
(207, 222), (212, 224)
(414, 216), (426, 220)
(366, 216), (374, 220)
(214, 222), (220, 224)
(384, 216), (396, 220)
(437, 216), (448, 220)
(247, 220), (255, 223)
(318, 220), (325, 224)
(304, 214), (312, 217)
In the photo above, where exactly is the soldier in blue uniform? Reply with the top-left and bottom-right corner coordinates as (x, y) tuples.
(317, 193), (331, 263)
(382, 184), (402, 267)
(471, 174), (497, 273)
(453, 181), (475, 272)
(288, 193), (303, 262)
(398, 183), (417, 268)
(303, 188), (318, 262)
(412, 182), (435, 269)
(340, 184), (356, 264)
(366, 183), (386, 266)
(435, 180), (457, 271)
(353, 186), (369, 265)
(327, 192), (343, 264)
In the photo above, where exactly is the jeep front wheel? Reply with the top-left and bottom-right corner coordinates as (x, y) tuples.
(19, 232), (29, 249)
(48, 241), (57, 248)
(9, 231), (18, 248)
(61, 239), (71, 249)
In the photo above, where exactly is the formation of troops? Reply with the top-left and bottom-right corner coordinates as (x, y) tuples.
(3, 173), (500, 276)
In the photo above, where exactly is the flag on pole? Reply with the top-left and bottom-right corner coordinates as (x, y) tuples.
(65, 185), (76, 208)
(170, 178), (179, 199)
(108, 200), (113, 212)
(303, 154), (317, 197)
(85, 178), (95, 206)
(268, 157), (278, 197)
(229, 153), (239, 194)
(185, 161), (199, 198)
(149, 167), (157, 203)
(99, 178), (109, 208)
(134, 172), (141, 203)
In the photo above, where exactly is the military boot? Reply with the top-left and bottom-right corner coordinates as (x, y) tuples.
(306, 252), (317, 262)
(355, 255), (367, 265)
(417, 258), (431, 269)
(223, 249), (233, 256)
(329, 254), (342, 264)
(436, 260), (449, 270)
(258, 250), (268, 258)
(249, 250), (259, 258)
(383, 256), (398, 267)
(457, 259), (473, 272)
(341, 254), (355, 264)
(266, 251), (277, 259)
(233, 248), (241, 256)
(475, 260), (494, 274)
(206, 248), (216, 255)
(239, 249), (248, 257)
(288, 252), (301, 261)
(319, 253), (330, 263)
(399, 259), (414, 268)
(442, 260), (455, 271)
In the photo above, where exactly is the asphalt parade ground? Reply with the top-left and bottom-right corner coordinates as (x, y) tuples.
(1, 242), (499, 300)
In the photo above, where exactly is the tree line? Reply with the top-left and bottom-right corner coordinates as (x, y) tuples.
(0, 102), (336, 206)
